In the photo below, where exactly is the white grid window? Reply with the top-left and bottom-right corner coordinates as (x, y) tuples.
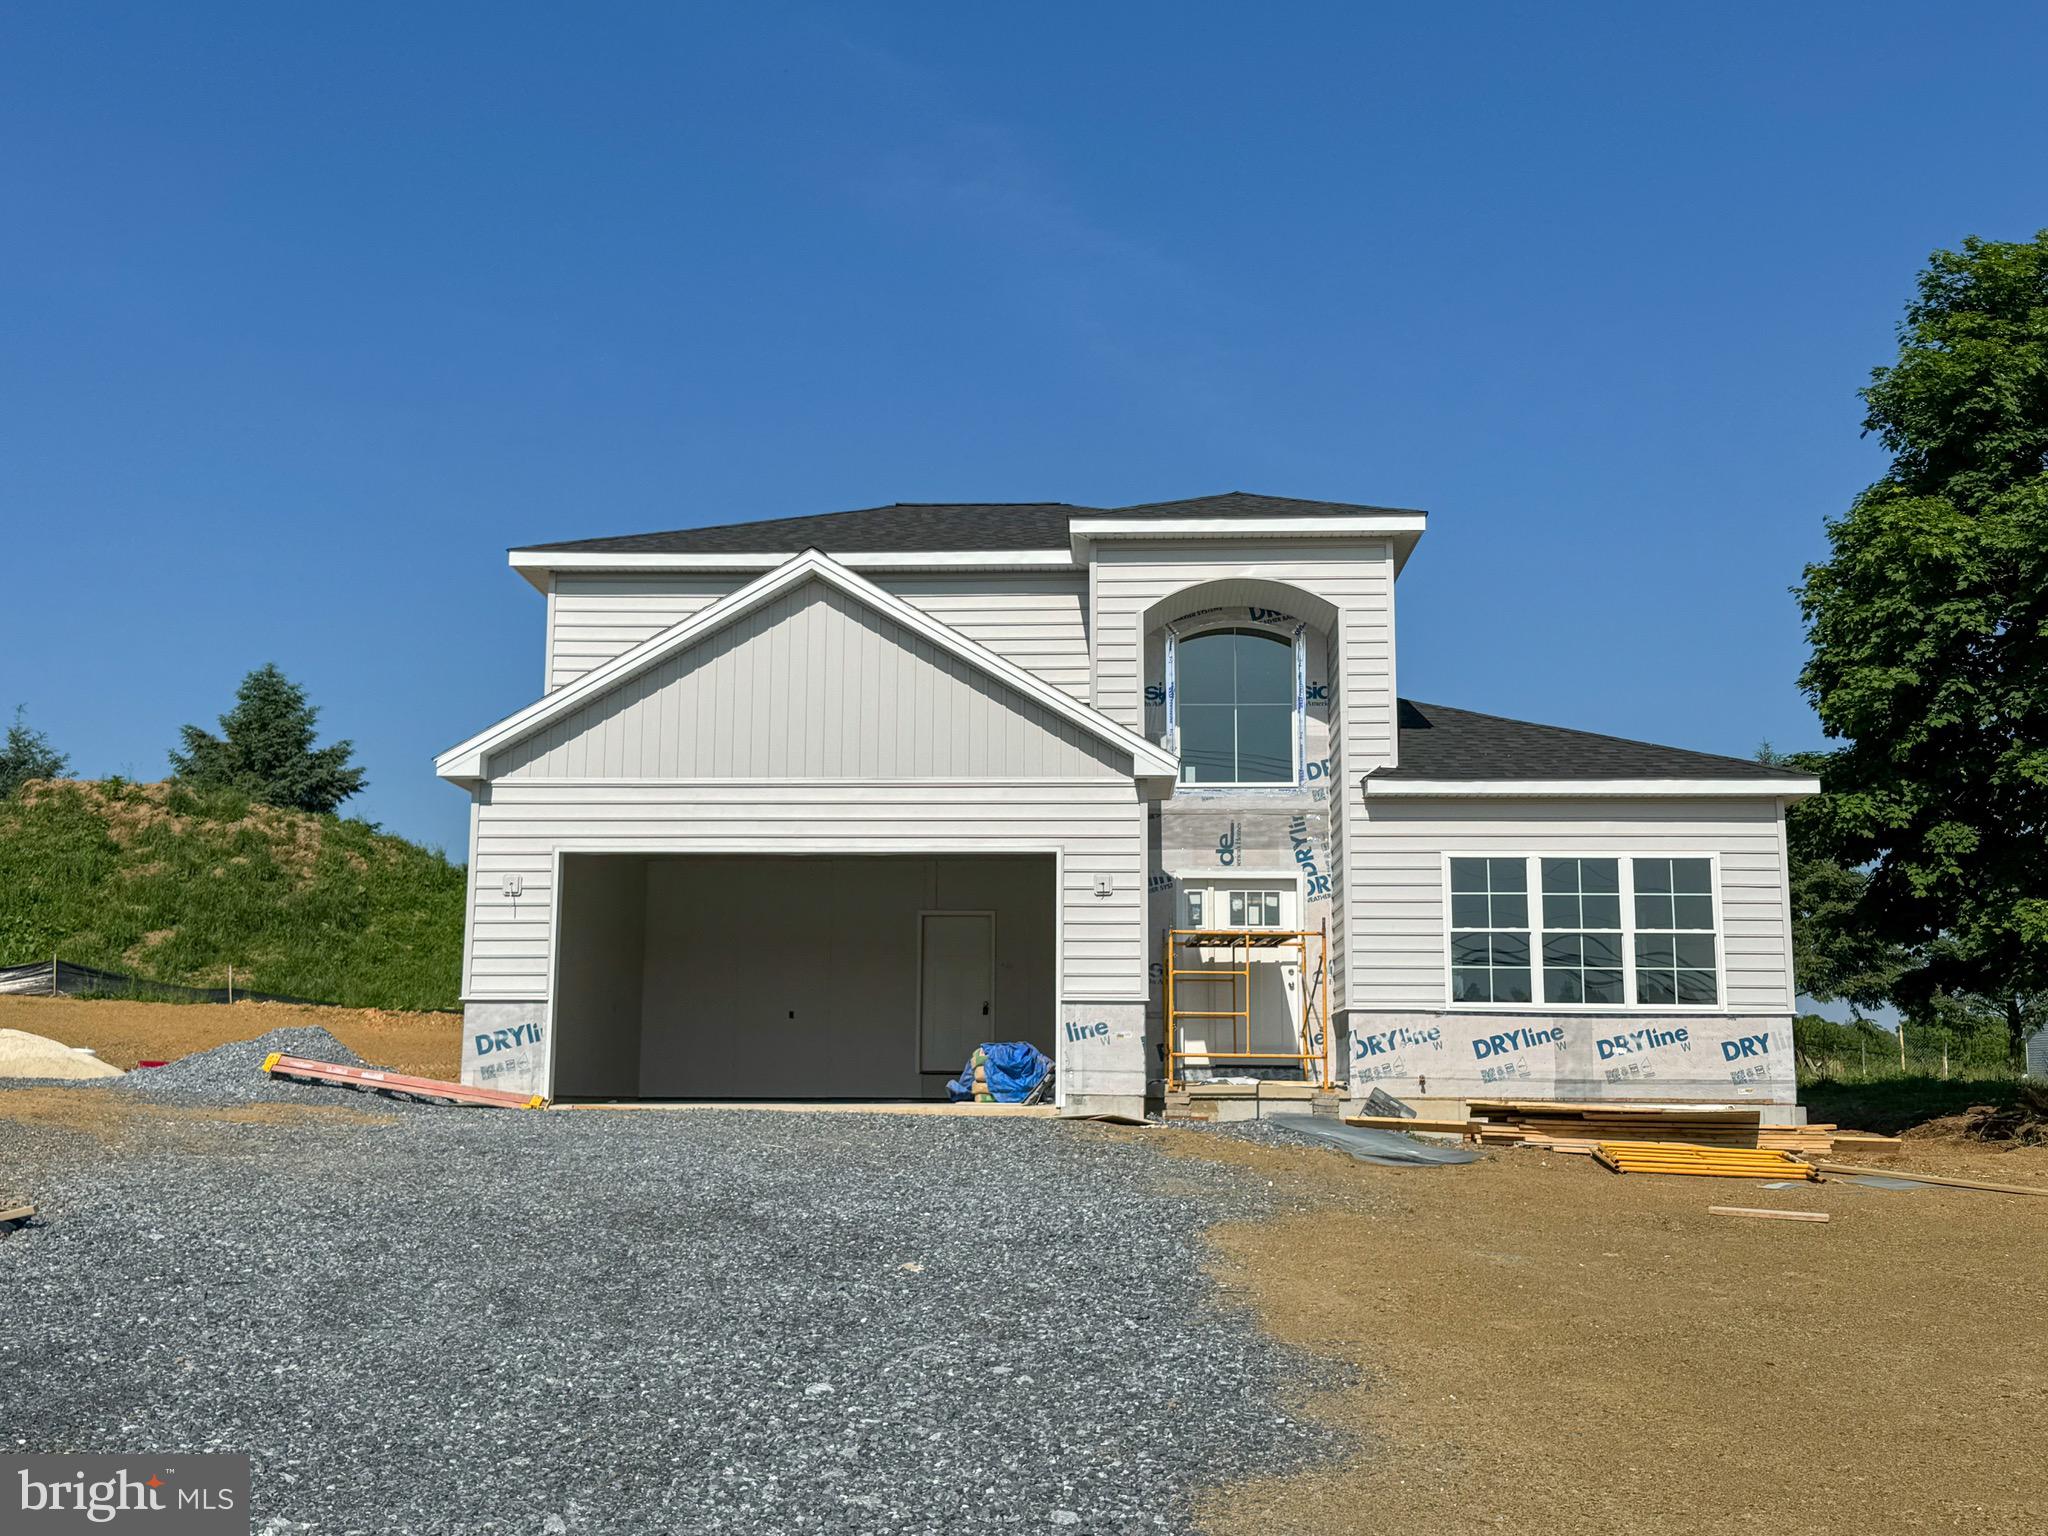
(1444, 854), (1722, 1009)
(1449, 857), (1531, 1004)
(1632, 857), (1718, 1005)
(1541, 858), (1625, 1005)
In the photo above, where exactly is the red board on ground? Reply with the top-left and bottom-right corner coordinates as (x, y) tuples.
(261, 1052), (546, 1109)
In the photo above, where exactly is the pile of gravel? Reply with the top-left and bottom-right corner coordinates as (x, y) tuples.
(111, 1026), (369, 1107)
(2, 1107), (1349, 1533)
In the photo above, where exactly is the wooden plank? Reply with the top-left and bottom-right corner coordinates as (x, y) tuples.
(0, 1203), (34, 1224)
(262, 1053), (547, 1110)
(1817, 1162), (2048, 1198)
(1827, 1132), (1904, 1152)
(1710, 1206), (1829, 1223)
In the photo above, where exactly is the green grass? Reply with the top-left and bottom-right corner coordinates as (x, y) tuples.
(0, 779), (464, 1011)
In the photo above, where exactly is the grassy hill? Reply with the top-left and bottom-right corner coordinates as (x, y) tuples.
(0, 779), (465, 1011)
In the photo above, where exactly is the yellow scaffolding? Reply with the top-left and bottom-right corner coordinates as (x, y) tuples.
(1163, 921), (1331, 1091)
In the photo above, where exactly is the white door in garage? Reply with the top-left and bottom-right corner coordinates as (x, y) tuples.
(919, 911), (994, 1072)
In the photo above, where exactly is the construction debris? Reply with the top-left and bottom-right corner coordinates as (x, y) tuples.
(261, 1053), (545, 1109)
(1593, 1142), (1819, 1180)
(1, 1202), (34, 1226)
(1709, 1205), (1829, 1223)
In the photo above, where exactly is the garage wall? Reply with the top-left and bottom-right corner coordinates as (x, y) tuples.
(464, 781), (1148, 1004)
(636, 855), (1055, 1098)
(551, 855), (647, 1099)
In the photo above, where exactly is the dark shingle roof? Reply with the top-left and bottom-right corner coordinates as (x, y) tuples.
(519, 491), (1424, 556)
(1377, 700), (1791, 782)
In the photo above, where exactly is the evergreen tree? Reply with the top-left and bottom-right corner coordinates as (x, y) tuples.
(0, 706), (69, 799)
(170, 664), (366, 814)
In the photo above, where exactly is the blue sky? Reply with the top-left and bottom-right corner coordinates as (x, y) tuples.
(3, 2), (2044, 857)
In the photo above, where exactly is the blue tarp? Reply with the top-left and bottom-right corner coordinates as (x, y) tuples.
(947, 1041), (1051, 1103)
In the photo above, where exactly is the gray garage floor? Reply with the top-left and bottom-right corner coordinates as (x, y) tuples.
(1, 1050), (1341, 1535)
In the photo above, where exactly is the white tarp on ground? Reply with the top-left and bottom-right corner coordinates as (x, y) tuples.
(1348, 1012), (1796, 1104)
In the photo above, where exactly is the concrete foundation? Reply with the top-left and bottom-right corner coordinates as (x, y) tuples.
(1060, 1001), (1147, 1119)
(461, 1000), (550, 1098)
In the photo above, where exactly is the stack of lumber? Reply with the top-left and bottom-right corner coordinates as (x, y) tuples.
(1593, 1142), (1819, 1180)
(1465, 1100), (1896, 1157)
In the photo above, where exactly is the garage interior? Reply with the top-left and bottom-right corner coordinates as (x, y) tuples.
(551, 853), (1058, 1101)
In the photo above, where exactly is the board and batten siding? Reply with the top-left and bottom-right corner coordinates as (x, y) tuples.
(1088, 542), (1397, 768)
(464, 781), (1148, 1003)
(546, 571), (1090, 698)
(498, 579), (1126, 781)
(1345, 797), (1795, 1014)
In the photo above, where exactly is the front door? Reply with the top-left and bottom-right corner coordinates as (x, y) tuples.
(919, 911), (995, 1073)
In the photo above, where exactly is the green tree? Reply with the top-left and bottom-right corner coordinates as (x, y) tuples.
(0, 706), (70, 799)
(1795, 232), (2048, 1066)
(1757, 743), (1907, 1021)
(170, 664), (367, 814)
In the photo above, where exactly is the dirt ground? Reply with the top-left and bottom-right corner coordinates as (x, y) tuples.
(0, 995), (462, 1078)
(1163, 1131), (2048, 1536)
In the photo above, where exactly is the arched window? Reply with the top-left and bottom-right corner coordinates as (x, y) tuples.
(1174, 627), (1296, 784)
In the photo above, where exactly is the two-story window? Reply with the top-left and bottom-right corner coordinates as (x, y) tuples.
(1448, 854), (1721, 1008)
(1170, 625), (1301, 786)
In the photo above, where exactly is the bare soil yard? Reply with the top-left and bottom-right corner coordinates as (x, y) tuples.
(1166, 1130), (2048, 1536)
(0, 995), (460, 1077)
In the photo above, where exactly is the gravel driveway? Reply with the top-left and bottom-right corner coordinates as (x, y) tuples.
(2, 1038), (1337, 1534)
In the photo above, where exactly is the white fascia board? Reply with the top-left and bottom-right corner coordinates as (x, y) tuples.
(1361, 776), (1822, 799)
(508, 547), (1077, 590)
(1069, 514), (1428, 557)
(438, 548), (1179, 782)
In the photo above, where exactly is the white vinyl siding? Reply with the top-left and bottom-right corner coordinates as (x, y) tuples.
(1348, 798), (1793, 1014)
(547, 571), (1090, 698)
(1089, 542), (1396, 768)
(463, 781), (1147, 1003)
(548, 576), (744, 689)
(879, 575), (1090, 701)
(497, 579), (1126, 781)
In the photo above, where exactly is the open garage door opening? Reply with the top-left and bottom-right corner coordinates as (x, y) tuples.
(550, 853), (1059, 1102)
